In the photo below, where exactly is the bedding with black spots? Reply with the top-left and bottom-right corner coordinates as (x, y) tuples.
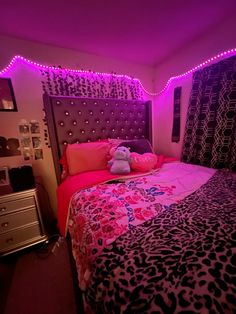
(85, 170), (236, 314)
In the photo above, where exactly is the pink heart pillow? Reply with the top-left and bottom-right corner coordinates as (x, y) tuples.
(130, 152), (157, 172)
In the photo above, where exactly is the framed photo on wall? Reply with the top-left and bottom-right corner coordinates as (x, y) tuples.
(0, 78), (18, 111)
(0, 166), (10, 186)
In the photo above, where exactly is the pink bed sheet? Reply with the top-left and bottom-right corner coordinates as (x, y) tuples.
(57, 155), (176, 236)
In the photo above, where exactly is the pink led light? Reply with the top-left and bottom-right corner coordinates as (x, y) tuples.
(156, 48), (236, 95)
(0, 55), (142, 82)
(1, 48), (236, 96)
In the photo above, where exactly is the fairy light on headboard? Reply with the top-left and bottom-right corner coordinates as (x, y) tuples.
(0, 48), (236, 96)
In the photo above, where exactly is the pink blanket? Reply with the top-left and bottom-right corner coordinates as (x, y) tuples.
(57, 155), (176, 236)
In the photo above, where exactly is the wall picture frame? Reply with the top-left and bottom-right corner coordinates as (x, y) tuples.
(0, 78), (18, 111)
(0, 166), (10, 186)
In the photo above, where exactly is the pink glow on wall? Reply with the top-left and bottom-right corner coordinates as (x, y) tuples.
(0, 49), (236, 96)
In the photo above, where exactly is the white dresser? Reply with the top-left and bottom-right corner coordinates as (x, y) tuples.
(0, 188), (47, 256)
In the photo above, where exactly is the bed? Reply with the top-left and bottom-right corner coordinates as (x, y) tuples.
(43, 93), (236, 314)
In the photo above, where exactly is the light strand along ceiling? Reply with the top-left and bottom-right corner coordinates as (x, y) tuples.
(1, 49), (236, 96)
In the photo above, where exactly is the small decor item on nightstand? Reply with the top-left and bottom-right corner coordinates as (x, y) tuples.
(9, 165), (35, 192)
(0, 166), (9, 186)
(0, 166), (12, 195)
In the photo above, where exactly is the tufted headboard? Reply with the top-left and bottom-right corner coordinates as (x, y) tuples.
(43, 93), (152, 184)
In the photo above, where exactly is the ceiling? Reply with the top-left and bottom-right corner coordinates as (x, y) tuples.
(1, 0), (236, 67)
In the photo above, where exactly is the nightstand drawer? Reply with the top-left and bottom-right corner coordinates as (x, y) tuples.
(0, 187), (47, 256)
(0, 224), (43, 253)
(0, 196), (35, 215)
(0, 208), (38, 234)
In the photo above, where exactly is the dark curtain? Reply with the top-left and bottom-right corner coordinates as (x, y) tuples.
(171, 86), (182, 142)
(182, 55), (236, 171)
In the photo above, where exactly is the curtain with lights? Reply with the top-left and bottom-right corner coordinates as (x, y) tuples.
(182, 55), (236, 171)
(40, 69), (144, 100)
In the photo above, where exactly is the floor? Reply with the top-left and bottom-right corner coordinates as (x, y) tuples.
(0, 238), (80, 314)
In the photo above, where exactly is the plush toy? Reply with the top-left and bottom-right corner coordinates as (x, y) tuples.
(108, 146), (131, 174)
(130, 152), (157, 172)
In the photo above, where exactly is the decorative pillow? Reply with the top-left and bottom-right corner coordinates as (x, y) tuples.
(118, 139), (153, 154)
(107, 138), (130, 148)
(130, 152), (157, 172)
(66, 141), (111, 176)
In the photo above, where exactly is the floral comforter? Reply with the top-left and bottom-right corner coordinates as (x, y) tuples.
(68, 162), (215, 291)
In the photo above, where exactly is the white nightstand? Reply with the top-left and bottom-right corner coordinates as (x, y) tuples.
(0, 188), (47, 256)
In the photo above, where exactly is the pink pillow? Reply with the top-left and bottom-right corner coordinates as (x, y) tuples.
(66, 142), (111, 175)
(130, 152), (157, 172)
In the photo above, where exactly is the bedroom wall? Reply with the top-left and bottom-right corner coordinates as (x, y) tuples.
(153, 13), (236, 158)
(2, 10), (235, 216)
(0, 34), (154, 215)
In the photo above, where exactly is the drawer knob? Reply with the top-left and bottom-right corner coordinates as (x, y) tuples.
(6, 237), (13, 243)
(0, 207), (6, 212)
(1, 222), (9, 227)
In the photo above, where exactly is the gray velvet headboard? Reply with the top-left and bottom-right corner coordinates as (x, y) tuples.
(43, 94), (152, 184)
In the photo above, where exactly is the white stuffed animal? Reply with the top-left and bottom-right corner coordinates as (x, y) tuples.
(108, 146), (131, 174)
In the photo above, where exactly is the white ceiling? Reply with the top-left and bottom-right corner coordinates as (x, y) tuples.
(1, 0), (236, 66)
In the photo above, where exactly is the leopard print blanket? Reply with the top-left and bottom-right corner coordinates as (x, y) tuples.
(85, 170), (236, 313)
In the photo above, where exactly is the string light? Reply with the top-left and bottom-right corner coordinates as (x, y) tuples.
(155, 48), (236, 96)
(0, 48), (236, 96)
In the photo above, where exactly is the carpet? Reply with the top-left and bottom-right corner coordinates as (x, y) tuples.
(0, 255), (16, 314)
(1, 239), (79, 314)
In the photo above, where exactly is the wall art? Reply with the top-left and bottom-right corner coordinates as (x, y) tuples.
(0, 136), (21, 157)
(0, 78), (18, 111)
